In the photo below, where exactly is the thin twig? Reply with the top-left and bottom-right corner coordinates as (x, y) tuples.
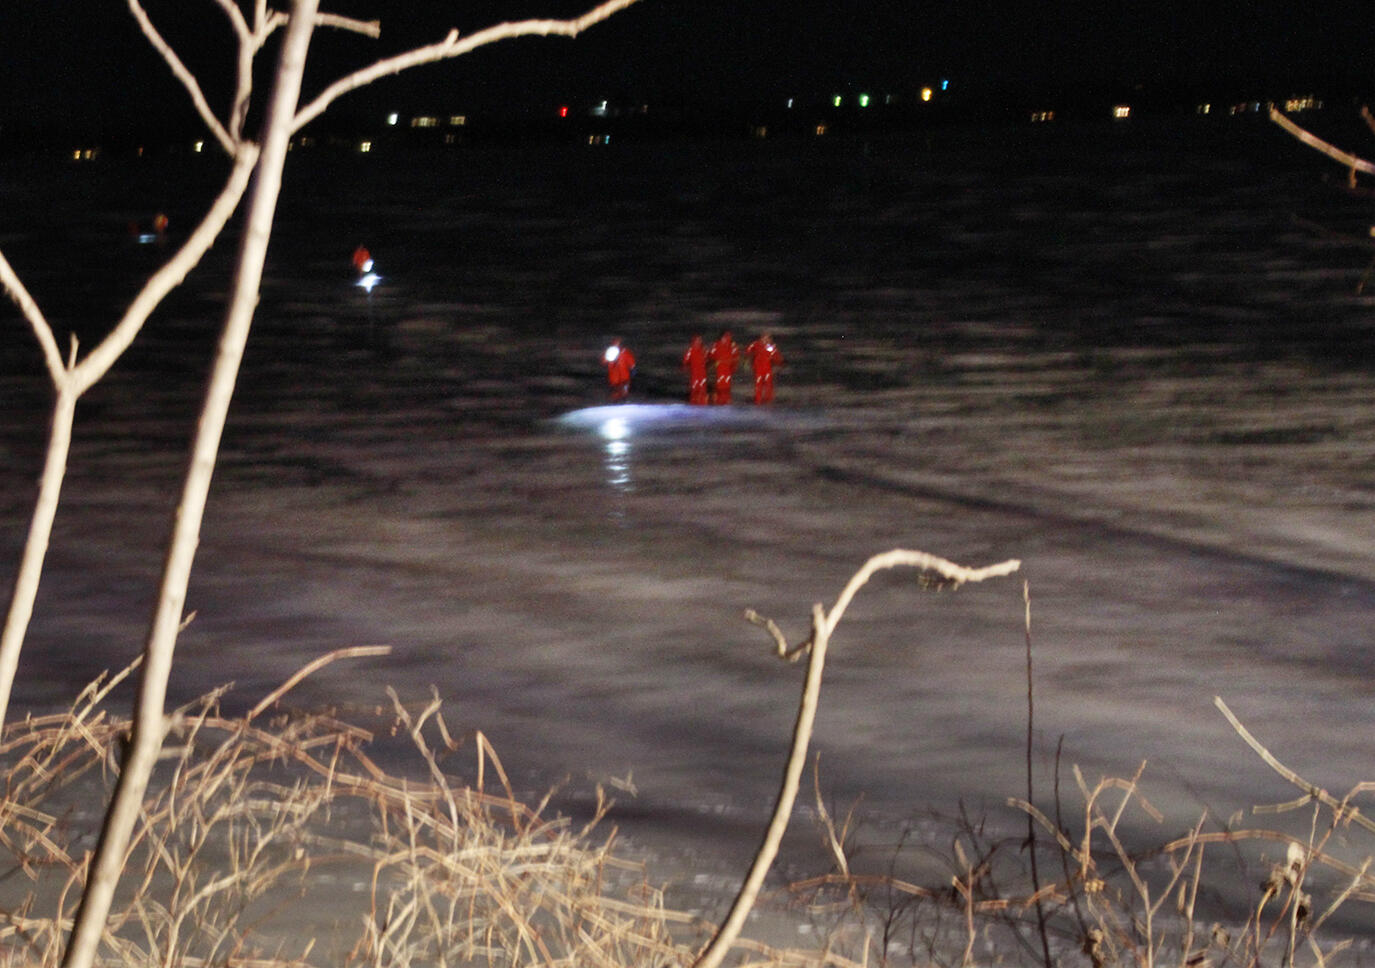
(693, 549), (1020, 968)
(1214, 696), (1375, 835)
(1269, 106), (1375, 176)
(1023, 580), (1053, 968)
(0, 251), (64, 385)
(126, 0), (236, 154)
(246, 646), (391, 721)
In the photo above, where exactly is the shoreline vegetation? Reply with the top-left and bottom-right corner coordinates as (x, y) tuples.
(3, 579), (1373, 968)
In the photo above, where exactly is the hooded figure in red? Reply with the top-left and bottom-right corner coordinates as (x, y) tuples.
(706, 330), (740, 405)
(602, 338), (636, 402)
(681, 335), (708, 405)
(746, 332), (783, 404)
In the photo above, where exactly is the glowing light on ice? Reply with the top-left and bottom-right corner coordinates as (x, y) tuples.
(356, 272), (381, 293)
(600, 417), (629, 441)
(556, 404), (799, 435)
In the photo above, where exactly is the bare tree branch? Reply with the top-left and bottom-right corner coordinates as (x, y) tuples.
(0, 252), (66, 386)
(69, 146), (260, 396)
(292, 0), (644, 132)
(209, 0), (253, 38)
(821, 548), (1022, 640)
(315, 11), (382, 38)
(206, 3), (378, 143)
(1269, 105), (1375, 177)
(209, 0), (251, 39)
(694, 549), (1021, 968)
(208, 0), (259, 143)
(127, 0), (237, 155)
(746, 549), (1023, 661)
(0, 389), (78, 736)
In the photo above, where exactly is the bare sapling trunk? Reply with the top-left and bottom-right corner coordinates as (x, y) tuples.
(59, 5), (322, 966)
(9, 1), (652, 961)
(0, 149), (259, 732)
(691, 549), (1021, 968)
(53, 3), (644, 964)
(0, 386), (76, 720)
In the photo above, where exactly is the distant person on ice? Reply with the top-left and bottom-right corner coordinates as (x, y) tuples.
(706, 330), (740, 405)
(351, 244), (373, 276)
(602, 338), (637, 402)
(681, 334), (708, 405)
(746, 332), (783, 404)
(128, 212), (169, 244)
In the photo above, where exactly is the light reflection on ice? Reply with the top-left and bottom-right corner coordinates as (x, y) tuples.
(603, 437), (632, 493)
(555, 403), (829, 497)
(555, 403), (823, 434)
(559, 403), (750, 432)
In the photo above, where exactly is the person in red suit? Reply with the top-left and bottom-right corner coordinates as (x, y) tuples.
(351, 243), (372, 275)
(681, 334), (708, 405)
(706, 330), (740, 405)
(746, 332), (783, 404)
(602, 338), (637, 402)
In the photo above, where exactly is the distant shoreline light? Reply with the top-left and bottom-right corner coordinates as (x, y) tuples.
(32, 88), (1347, 163)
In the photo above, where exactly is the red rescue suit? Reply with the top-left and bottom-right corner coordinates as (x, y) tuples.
(682, 336), (708, 405)
(746, 335), (783, 404)
(351, 244), (372, 275)
(706, 332), (740, 405)
(603, 340), (636, 402)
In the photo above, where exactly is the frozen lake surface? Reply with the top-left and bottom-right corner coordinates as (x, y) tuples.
(3, 116), (1375, 935)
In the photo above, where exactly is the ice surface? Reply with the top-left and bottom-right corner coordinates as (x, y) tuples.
(3, 119), (1375, 930)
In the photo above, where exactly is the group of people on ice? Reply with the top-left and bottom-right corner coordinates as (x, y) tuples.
(349, 246), (783, 407)
(602, 330), (783, 405)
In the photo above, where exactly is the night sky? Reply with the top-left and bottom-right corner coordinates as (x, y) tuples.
(0, 0), (1371, 141)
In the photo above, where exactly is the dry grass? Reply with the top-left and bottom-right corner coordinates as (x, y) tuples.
(0, 657), (851, 968)
(785, 716), (1375, 968)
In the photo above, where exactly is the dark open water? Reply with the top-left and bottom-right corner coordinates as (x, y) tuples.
(3, 115), (1375, 945)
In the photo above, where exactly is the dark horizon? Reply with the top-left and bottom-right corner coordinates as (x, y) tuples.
(2, 0), (1371, 153)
